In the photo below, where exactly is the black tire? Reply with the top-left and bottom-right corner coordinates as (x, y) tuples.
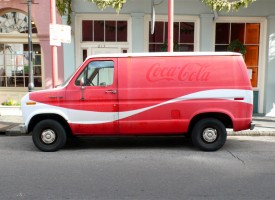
(191, 118), (227, 151)
(32, 119), (67, 152)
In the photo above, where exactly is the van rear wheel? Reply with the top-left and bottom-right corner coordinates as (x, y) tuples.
(32, 119), (67, 152)
(191, 118), (227, 151)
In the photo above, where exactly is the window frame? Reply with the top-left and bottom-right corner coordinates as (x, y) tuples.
(144, 15), (200, 52)
(0, 11), (42, 91)
(214, 16), (267, 114)
(75, 14), (131, 67)
(75, 60), (115, 87)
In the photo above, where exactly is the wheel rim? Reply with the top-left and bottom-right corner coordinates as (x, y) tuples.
(41, 129), (56, 144)
(202, 128), (218, 143)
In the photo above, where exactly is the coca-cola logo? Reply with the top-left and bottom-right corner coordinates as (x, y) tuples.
(146, 63), (210, 82)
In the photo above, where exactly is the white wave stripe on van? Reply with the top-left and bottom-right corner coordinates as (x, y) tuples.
(22, 89), (252, 125)
(68, 89), (253, 124)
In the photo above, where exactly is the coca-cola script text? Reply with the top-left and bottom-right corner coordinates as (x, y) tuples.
(146, 63), (211, 82)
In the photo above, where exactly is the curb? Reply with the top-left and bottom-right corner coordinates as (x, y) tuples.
(3, 126), (275, 137)
(1, 115), (275, 136)
(228, 131), (275, 136)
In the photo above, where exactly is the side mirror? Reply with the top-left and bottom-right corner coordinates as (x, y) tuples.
(80, 77), (85, 100)
(80, 77), (85, 87)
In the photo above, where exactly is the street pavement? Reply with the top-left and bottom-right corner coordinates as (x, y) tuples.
(0, 111), (275, 136)
(1, 135), (275, 200)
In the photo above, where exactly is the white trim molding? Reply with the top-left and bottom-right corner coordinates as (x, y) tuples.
(144, 15), (200, 52)
(75, 14), (132, 67)
(214, 16), (267, 113)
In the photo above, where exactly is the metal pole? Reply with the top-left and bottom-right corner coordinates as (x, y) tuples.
(27, 0), (34, 92)
(50, 0), (58, 88)
(168, 0), (174, 52)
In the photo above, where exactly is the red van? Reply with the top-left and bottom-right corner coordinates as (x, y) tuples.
(21, 52), (254, 151)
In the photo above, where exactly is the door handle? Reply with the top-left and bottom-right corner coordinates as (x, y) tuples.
(105, 89), (117, 94)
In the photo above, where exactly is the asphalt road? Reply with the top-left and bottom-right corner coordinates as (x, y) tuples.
(1, 135), (275, 200)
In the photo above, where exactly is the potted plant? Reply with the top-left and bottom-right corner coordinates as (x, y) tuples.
(0, 99), (22, 116)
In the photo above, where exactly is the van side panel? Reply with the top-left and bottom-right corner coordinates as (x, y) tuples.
(118, 55), (252, 134)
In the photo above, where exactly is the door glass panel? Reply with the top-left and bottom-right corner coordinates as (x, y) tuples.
(16, 77), (24, 87)
(34, 77), (42, 87)
(149, 22), (164, 43)
(0, 44), (4, 54)
(0, 77), (6, 86)
(34, 66), (41, 76)
(246, 23), (260, 44)
(82, 20), (93, 41)
(94, 20), (104, 41)
(82, 49), (87, 61)
(245, 46), (259, 67)
(149, 21), (195, 52)
(174, 22), (179, 43)
(105, 21), (116, 42)
(180, 22), (194, 43)
(215, 23), (230, 44)
(231, 23), (245, 43)
(179, 44), (194, 52)
(117, 21), (127, 42)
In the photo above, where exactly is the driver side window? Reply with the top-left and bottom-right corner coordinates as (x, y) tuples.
(76, 60), (114, 86)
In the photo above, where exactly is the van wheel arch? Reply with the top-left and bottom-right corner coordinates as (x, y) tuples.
(188, 112), (233, 134)
(28, 114), (72, 137)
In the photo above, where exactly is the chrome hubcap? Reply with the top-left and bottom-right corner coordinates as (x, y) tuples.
(41, 129), (56, 144)
(202, 128), (218, 143)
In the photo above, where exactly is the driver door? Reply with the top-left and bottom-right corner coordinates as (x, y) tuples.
(65, 58), (118, 135)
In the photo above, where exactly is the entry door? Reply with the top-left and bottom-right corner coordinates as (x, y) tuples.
(66, 58), (118, 135)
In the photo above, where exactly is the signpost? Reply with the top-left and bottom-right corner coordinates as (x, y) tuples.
(168, 0), (174, 52)
(27, 0), (34, 92)
(50, 0), (58, 88)
(50, 0), (71, 88)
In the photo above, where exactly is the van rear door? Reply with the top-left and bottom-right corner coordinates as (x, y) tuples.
(65, 58), (119, 135)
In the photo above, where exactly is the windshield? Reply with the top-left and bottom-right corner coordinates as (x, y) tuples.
(57, 65), (82, 88)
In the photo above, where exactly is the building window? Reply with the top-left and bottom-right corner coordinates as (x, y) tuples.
(149, 21), (194, 52)
(0, 11), (37, 33)
(215, 22), (260, 87)
(82, 20), (128, 42)
(0, 11), (41, 89)
(0, 43), (42, 87)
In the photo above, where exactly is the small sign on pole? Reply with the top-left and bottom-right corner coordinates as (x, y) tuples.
(60, 25), (71, 43)
(50, 24), (71, 46)
(50, 24), (61, 46)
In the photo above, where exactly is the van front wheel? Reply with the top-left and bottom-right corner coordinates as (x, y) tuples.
(32, 119), (67, 152)
(191, 118), (227, 151)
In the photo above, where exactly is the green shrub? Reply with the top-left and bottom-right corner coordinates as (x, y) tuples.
(1, 99), (20, 106)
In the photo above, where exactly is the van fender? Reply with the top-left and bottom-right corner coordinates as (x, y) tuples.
(23, 105), (69, 132)
(21, 93), (69, 129)
(188, 108), (234, 131)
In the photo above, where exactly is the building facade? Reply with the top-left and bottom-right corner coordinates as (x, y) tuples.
(0, 0), (64, 104)
(1, 0), (275, 115)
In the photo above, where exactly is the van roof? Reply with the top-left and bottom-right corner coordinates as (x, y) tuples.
(86, 52), (241, 60)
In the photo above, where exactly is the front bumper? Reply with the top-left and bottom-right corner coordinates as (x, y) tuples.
(250, 122), (255, 130)
(19, 124), (27, 134)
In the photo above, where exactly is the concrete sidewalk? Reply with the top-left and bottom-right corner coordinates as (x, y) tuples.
(0, 115), (23, 136)
(1, 114), (275, 136)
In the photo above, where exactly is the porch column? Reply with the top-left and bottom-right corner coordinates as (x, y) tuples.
(200, 14), (215, 51)
(62, 15), (76, 80)
(265, 16), (275, 114)
(131, 13), (144, 52)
